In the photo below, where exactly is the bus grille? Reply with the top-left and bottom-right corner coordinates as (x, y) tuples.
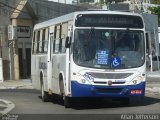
(88, 72), (133, 79)
(96, 88), (123, 93)
(93, 81), (125, 84)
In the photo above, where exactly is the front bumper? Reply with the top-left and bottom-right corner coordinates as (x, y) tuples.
(71, 81), (145, 98)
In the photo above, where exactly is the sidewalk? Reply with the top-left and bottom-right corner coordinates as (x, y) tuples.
(0, 79), (33, 89)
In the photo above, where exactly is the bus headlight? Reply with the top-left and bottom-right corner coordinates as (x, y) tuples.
(73, 73), (91, 85)
(78, 78), (91, 84)
(80, 79), (87, 84)
(128, 75), (145, 85)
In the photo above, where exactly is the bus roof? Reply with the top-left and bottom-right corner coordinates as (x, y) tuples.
(34, 10), (143, 30)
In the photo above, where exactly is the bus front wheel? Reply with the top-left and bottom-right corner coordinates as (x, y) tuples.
(41, 81), (49, 102)
(60, 80), (71, 108)
(64, 96), (71, 108)
(120, 98), (130, 106)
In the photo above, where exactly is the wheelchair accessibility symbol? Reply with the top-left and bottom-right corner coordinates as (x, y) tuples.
(111, 57), (121, 68)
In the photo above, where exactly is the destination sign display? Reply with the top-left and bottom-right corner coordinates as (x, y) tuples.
(75, 14), (143, 28)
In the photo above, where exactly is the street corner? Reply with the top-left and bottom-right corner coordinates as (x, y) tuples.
(0, 99), (15, 117)
(146, 87), (160, 94)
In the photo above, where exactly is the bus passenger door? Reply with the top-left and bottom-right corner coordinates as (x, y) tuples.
(47, 31), (54, 94)
(65, 21), (72, 96)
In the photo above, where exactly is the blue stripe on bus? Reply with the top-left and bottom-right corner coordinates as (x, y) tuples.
(71, 81), (145, 98)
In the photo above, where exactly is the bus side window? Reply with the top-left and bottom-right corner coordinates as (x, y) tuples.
(54, 25), (60, 53)
(53, 26), (57, 53)
(32, 32), (36, 54)
(59, 25), (62, 52)
(33, 31), (37, 53)
(44, 28), (49, 53)
(39, 30), (43, 53)
(33, 31), (40, 54)
(55, 39), (60, 53)
(36, 31), (40, 53)
(41, 29), (45, 53)
(61, 22), (68, 53)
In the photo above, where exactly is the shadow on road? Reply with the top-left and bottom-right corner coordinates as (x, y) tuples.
(48, 95), (160, 110)
(1, 89), (160, 110)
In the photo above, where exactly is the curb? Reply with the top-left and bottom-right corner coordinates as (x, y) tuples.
(0, 85), (33, 90)
(0, 86), (17, 90)
(0, 79), (33, 90)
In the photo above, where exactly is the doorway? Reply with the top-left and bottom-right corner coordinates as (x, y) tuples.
(18, 45), (31, 79)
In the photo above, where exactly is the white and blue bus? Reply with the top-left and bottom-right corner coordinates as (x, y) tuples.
(31, 10), (146, 108)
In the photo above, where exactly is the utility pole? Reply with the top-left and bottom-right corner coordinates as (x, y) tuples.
(11, 19), (19, 80)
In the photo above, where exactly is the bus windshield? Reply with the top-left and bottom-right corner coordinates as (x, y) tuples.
(73, 29), (145, 69)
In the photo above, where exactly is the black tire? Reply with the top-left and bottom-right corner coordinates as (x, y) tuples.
(51, 94), (59, 103)
(64, 96), (71, 108)
(59, 80), (71, 108)
(120, 98), (130, 106)
(41, 81), (49, 102)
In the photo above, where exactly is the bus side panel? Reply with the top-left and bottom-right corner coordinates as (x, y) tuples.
(51, 54), (66, 95)
(31, 55), (48, 91)
(39, 56), (48, 92)
(31, 55), (41, 90)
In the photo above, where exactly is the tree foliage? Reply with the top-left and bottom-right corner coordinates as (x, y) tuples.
(151, 0), (160, 4)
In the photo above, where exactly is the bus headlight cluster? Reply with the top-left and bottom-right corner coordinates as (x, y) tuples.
(78, 78), (91, 84)
(80, 79), (86, 83)
(128, 74), (145, 85)
(73, 73), (91, 85)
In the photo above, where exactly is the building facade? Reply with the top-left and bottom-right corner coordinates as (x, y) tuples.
(0, 0), (86, 80)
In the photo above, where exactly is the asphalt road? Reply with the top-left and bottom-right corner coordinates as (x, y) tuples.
(0, 89), (160, 120)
